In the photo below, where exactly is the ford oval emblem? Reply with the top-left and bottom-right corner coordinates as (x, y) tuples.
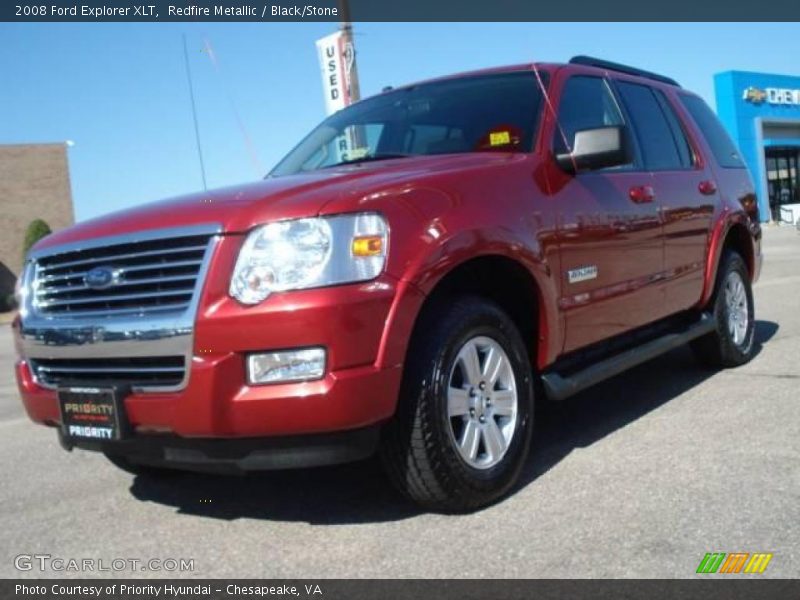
(84, 266), (120, 290)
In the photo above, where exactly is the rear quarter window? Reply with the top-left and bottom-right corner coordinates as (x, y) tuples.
(679, 94), (745, 169)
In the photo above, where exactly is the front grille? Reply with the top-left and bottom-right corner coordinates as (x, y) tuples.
(29, 356), (186, 389)
(33, 233), (213, 317)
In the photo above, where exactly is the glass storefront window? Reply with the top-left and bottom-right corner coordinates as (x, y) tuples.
(765, 148), (800, 220)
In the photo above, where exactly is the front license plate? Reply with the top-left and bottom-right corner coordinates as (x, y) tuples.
(58, 386), (128, 441)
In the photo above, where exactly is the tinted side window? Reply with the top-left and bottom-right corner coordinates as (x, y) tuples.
(555, 76), (624, 154)
(654, 90), (693, 168)
(679, 94), (745, 169)
(616, 81), (684, 170)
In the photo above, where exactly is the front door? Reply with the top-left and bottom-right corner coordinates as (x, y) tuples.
(549, 74), (665, 353)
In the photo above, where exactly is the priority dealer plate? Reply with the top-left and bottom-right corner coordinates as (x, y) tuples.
(58, 386), (129, 441)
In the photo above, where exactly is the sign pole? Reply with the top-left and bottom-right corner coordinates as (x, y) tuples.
(338, 0), (360, 104)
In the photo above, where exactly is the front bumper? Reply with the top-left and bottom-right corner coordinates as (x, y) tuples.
(15, 233), (423, 448)
(17, 356), (403, 438)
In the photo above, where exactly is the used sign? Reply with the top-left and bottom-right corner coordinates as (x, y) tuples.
(315, 31), (353, 115)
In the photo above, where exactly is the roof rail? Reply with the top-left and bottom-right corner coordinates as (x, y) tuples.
(569, 55), (681, 88)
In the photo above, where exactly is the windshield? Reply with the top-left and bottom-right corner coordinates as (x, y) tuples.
(269, 71), (546, 177)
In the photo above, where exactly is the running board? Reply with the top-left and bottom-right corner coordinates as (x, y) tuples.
(541, 313), (715, 402)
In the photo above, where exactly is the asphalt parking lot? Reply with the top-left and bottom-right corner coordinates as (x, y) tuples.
(1, 226), (798, 579)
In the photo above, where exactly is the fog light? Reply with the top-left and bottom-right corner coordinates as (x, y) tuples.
(247, 348), (326, 384)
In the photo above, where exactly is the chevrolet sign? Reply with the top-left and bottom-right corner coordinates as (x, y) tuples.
(743, 86), (800, 106)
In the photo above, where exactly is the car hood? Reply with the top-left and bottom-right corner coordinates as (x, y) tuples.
(33, 153), (519, 252)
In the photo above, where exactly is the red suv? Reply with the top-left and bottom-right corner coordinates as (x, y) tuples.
(14, 56), (761, 511)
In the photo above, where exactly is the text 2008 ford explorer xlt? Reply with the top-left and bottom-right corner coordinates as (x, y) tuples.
(14, 56), (761, 511)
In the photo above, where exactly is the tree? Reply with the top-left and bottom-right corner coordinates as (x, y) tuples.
(22, 219), (52, 259)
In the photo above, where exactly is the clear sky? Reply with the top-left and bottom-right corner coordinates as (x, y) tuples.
(2, 22), (800, 221)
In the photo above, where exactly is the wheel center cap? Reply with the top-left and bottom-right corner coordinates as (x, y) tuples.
(469, 389), (490, 417)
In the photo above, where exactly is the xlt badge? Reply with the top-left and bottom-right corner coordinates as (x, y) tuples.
(567, 265), (598, 284)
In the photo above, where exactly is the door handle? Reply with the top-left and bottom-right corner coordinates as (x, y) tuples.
(629, 185), (656, 203)
(698, 180), (718, 195)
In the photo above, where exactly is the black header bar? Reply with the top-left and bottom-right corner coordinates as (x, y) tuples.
(3, 0), (800, 22)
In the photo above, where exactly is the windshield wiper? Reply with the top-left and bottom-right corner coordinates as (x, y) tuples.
(323, 153), (414, 169)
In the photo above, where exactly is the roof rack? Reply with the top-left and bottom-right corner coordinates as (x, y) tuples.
(569, 55), (681, 88)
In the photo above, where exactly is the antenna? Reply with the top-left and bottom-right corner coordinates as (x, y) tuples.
(201, 36), (264, 176)
(182, 33), (208, 191)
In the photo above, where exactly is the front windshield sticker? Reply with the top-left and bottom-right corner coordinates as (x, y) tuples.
(476, 124), (522, 151)
(489, 131), (512, 146)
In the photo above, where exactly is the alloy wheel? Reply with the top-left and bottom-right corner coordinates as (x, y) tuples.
(446, 336), (518, 470)
(725, 270), (750, 347)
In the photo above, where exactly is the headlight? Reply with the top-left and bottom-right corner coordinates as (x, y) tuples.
(230, 212), (388, 305)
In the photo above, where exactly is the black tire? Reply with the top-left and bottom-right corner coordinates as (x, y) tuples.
(690, 250), (755, 368)
(104, 452), (176, 478)
(380, 296), (534, 512)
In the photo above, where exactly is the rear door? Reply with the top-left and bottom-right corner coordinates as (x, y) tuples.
(614, 80), (714, 313)
(550, 74), (665, 353)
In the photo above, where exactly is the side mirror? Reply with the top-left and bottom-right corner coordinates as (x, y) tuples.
(555, 126), (630, 174)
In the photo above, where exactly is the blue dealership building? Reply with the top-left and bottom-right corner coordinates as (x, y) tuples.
(715, 70), (800, 223)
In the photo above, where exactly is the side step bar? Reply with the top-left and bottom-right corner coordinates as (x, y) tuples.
(541, 313), (715, 402)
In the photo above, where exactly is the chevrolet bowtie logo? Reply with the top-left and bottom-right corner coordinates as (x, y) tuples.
(742, 87), (768, 104)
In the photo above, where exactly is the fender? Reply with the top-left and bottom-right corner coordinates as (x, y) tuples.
(699, 208), (756, 308)
(376, 226), (562, 372)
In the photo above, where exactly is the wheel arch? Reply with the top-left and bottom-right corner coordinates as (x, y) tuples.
(700, 213), (757, 307)
(380, 249), (558, 374)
